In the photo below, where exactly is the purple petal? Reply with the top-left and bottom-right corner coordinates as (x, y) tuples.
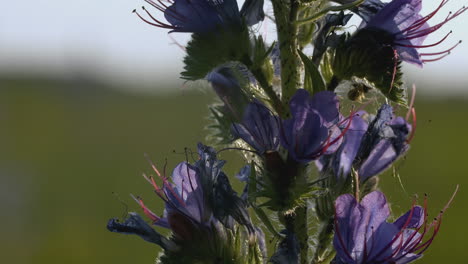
(232, 101), (280, 153)
(367, 0), (421, 35)
(170, 162), (206, 223)
(335, 112), (368, 177)
(107, 212), (168, 247)
(334, 194), (360, 263)
(289, 89), (312, 117)
(396, 46), (423, 66)
(309, 91), (340, 124)
(393, 205), (424, 229)
(240, 0), (265, 26)
(232, 123), (264, 151)
(206, 67), (241, 101)
(322, 124), (344, 155)
(283, 109), (329, 162)
(165, 0), (222, 33)
(392, 229), (423, 263)
(358, 140), (397, 181)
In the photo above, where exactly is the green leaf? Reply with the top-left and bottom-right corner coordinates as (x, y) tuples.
(251, 205), (281, 238)
(206, 105), (236, 145)
(247, 161), (258, 204)
(183, 27), (251, 81)
(299, 50), (326, 95)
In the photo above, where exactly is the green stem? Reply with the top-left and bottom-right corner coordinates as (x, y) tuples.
(282, 206), (308, 264)
(311, 219), (335, 264)
(271, 0), (302, 116)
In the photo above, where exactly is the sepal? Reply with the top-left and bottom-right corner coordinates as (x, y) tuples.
(332, 30), (406, 104)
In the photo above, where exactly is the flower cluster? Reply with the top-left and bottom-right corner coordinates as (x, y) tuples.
(108, 0), (463, 263)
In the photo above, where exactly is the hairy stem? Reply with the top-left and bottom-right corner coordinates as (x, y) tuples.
(312, 219), (335, 264)
(271, 0), (302, 116)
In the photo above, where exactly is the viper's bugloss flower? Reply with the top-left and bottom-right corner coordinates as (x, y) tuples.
(206, 66), (250, 118)
(317, 104), (412, 181)
(281, 90), (348, 163)
(231, 100), (281, 154)
(107, 161), (211, 245)
(194, 143), (254, 231)
(140, 162), (212, 239)
(133, 0), (264, 33)
(334, 190), (455, 264)
(363, 0), (467, 66)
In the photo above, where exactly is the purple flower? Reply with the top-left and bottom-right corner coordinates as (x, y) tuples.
(317, 104), (411, 181)
(193, 143), (254, 231)
(231, 100), (281, 154)
(137, 161), (212, 240)
(107, 212), (175, 250)
(334, 0), (386, 23)
(281, 89), (345, 163)
(206, 66), (248, 117)
(363, 0), (467, 66)
(240, 0), (265, 26)
(107, 161), (211, 243)
(133, 0), (264, 33)
(334, 191), (445, 264)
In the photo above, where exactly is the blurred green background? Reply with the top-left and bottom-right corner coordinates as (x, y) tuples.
(0, 76), (466, 263)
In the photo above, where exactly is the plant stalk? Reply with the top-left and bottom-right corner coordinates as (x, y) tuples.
(271, 0), (302, 116)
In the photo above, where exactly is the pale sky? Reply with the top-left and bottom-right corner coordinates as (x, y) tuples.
(0, 0), (467, 94)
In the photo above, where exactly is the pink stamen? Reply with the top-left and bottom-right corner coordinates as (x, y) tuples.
(145, 156), (187, 207)
(395, 31), (451, 48)
(133, 9), (173, 29)
(401, 0), (449, 34)
(316, 111), (355, 157)
(143, 173), (164, 195)
(132, 194), (161, 223)
(393, 196), (429, 260)
(142, 6), (174, 28)
(420, 40), (461, 56)
(374, 200), (418, 262)
(422, 52), (450, 63)
(403, 6), (467, 43)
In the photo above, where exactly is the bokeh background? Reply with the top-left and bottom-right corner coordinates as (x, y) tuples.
(1, 0), (467, 263)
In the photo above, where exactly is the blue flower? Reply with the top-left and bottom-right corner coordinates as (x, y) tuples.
(231, 100), (281, 154)
(107, 161), (211, 243)
(140, 161), (213, 239)
(333, 191), (448, 264)
(194, 143), (254, 231)
(134, 0), (264, 33)
(317, 104), (411, 181)
(281, 89), (344, 163)
(334, 0), (386, 23)
(206, 66), (250, 117)
(362, 0), (467, 66)
(240, 0), (265, 26)
(107, 212), (176, 250)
